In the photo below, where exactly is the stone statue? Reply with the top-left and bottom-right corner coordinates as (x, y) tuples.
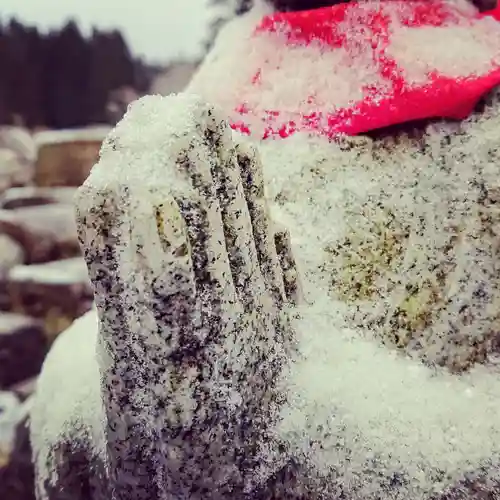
(30, 87), (500, 499)
(31, 94), (302, 500)
(30, 3), (500, 498)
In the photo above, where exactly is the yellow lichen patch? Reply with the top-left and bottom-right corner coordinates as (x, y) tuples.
(385, 279), (443, 349)
(154, 200), (188, 255)
(324, 208), (409, 302)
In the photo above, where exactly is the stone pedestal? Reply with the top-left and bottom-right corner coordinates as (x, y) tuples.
(0, 205), (80, 264)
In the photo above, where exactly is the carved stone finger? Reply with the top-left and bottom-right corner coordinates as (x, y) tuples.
(207, 132), (265, 311)
(175, 123), (238, 306)
(235, 141), (287, 306)
(274, 226), (302, 306)
(74, 185), (129, 344)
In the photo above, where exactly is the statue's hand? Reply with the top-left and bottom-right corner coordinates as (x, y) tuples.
(74, 94), (300, 499)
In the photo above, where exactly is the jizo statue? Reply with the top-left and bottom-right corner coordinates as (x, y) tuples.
(31, 1), (500, 499)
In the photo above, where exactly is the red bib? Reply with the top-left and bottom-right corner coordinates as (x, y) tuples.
(230, 1), (500, 139)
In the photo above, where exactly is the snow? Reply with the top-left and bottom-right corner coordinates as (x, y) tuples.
(9, 258), (90, 286)
(0, 126), (36, 162)
(30, 308), (104, 488)
(86, 93), (218, 198)
(30, 2), (500, 498)
(277, 300), (500, 498)
(0, 313), (41, 333)
(387, 16), (500, 85)
(34, 127), (111, 148)
(0, 186), (77, 209)
(241, 34), (389, 112)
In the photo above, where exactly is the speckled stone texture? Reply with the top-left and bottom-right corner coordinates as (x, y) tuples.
(34, 95), (299, 500)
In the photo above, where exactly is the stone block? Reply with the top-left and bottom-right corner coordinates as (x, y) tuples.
(0, 314), (46, 389)
(34, 128), (110, 188)
(0, 187), (77, 210)
(6, 258), (93, 342)
(0, 204), (79, 264)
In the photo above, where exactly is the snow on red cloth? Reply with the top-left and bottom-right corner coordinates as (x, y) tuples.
(230, 0), (500, 139)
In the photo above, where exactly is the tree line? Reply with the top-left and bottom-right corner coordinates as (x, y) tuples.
(0, 18), (159, 129)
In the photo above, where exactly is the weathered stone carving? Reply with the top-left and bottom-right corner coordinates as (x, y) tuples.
(31, 92), (500, 500)
(32, 94), (299, 500)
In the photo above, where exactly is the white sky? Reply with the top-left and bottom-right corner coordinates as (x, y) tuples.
(1, 0), (213, 64)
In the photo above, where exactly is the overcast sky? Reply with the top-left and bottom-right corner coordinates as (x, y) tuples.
(1, 0), (212, 63)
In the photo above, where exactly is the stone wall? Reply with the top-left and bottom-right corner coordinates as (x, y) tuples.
(0, 127), (99, 500)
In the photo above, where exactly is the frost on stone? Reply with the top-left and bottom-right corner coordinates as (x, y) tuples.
(67, 93), (298, 499)
(189, 1), (500, 139)
(29, 72), (500, 500)
(252, 96), (500, 499)
(314, 118), (500, 373)
(30, 308), (105, 499)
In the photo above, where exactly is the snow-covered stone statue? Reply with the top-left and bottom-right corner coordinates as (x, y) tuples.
(30, 0), (500, 499)
(31, 94), (301, 500)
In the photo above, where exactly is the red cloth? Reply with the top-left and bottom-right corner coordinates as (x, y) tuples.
(230, 1), (500, 139)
